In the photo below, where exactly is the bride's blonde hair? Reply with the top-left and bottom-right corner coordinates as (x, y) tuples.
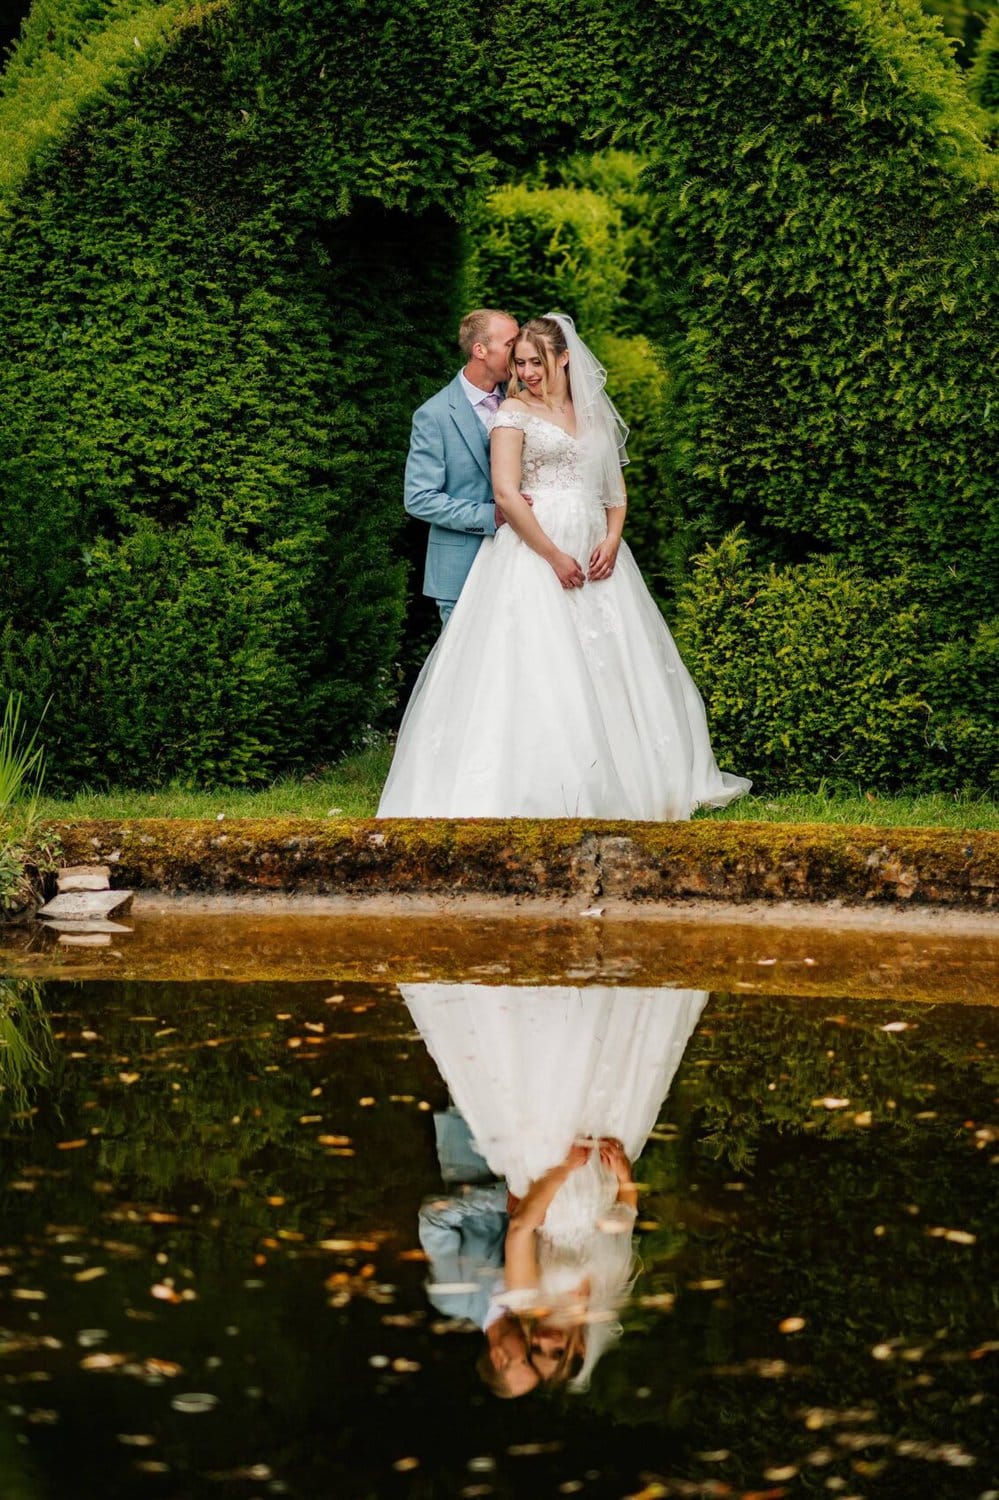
(507, 317), (570, 409)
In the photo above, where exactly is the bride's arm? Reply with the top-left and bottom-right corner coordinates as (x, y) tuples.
(491, 427), (585, 590)
(588, 480), (628, 582)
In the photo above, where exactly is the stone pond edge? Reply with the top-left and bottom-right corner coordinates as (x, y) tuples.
(41, 818), (999, 909)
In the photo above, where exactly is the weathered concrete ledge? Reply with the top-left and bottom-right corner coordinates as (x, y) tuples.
(44, 818), (999, 909)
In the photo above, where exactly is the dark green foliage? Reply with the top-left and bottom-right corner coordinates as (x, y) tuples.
(522, 150), (670, 338)
(969, 10), (999, 138)
(921, 0), (995, 65)
(675, 532), (939, 792)
(0, 0), (996, 789)
(625, 0), (997, 788)
(0, 4), (464, 787)
(463, 183), (628, 332)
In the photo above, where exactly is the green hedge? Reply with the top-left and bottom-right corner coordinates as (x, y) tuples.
(626, 0), (997, 789)
(675, 532), (939, 792)
(969, 10), (999, 141)
(0, 0), (995, 791)
(0, 2), (469, 787)
(463, 182), (629, 333)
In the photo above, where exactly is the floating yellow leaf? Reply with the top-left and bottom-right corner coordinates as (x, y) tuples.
(778, 1316), (806, 1334)
(57, 1139), (88, 1151)
(80, 1352), (127, 1370)
(73, 1267), (108, 1283)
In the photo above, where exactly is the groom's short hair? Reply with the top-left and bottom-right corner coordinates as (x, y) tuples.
(459, 308), (516, 358)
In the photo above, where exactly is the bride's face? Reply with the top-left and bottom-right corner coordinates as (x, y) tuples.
(513, 337), (567, 399)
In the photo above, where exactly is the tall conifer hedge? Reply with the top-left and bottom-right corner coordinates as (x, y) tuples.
(0, 0), (995, 791)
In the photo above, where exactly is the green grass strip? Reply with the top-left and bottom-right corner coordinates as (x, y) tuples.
(34, 743), (999, 830)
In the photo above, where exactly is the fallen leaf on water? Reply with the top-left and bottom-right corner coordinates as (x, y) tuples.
(57, 1140), (88, 1151)
(812, 1097), (851, 1110)
(150, 1283), (183, 1304)
(80, 1352), (128, 1370)
(879, 1021), (912, 1032)
(144, 1358), (183, 1377)
(73, 1267), (107, 1283)
(12, 1289), (47, 1301)
(393, 1458), (419, 1473)
(763, 1465), (798, 1481)
(170, 1392), (218, 1413)
(924, 1227), (977, 1245)
(779, 1317), (806, 1334)
(317, 1135), (351, 1147)
(117, 1434), (156, 1447)
(853, 1111), (873, 1127)
(118, 1073), (140, 1086)
(687, 1278), (725, 1291)
(318, 1239), (379, 1252)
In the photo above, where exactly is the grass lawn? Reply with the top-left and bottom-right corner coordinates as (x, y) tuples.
(33, 741), (999, 830)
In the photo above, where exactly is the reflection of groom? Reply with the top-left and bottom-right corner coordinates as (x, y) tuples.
(404, 308), (519, 626)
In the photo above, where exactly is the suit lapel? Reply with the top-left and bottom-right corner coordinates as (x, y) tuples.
(447, 374), (490, 481)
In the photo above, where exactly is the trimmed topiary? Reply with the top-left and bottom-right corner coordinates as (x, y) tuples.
(0, 0), (995, 791)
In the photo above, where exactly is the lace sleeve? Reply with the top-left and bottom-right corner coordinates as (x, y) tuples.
(489, 408), (528, 434)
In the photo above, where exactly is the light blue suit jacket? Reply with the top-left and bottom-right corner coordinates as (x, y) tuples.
(404, 373), (498, 604)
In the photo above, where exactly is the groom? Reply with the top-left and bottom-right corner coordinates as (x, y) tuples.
(405, 308), (520, 625)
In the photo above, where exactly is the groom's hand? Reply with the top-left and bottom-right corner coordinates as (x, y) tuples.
(494, 493), (533, 530)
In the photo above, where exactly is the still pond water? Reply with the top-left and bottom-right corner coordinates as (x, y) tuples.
(0, 934), (996, 1499)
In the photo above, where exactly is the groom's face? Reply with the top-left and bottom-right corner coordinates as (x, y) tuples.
(477, 316), (519, 387)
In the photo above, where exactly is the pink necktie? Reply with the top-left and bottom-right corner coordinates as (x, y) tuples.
(480, 390), (501, 416)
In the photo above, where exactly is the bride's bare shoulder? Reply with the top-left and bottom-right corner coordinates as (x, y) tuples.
(498, 396), (529, 411)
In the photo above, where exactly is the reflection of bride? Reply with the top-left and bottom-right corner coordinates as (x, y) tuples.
(402, 984), (708, 1394)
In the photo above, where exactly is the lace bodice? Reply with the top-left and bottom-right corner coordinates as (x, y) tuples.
(490, 406), (593, 494)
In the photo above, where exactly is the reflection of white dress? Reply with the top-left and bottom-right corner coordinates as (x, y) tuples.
(378, 409), (749, 819)
(401, 984), (708, 1385)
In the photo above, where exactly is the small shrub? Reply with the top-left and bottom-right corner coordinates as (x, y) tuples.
(675, 532), (934, 792)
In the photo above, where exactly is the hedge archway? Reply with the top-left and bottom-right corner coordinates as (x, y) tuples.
(0, 0), (995, 791)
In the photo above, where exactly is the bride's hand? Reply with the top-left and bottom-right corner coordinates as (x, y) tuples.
(562, 1142), (591, 1172)
(588, 537), (619, 582)
(599, 1138), (632, 1183)
(551, 550), (585, 590)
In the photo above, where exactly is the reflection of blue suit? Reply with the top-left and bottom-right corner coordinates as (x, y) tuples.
(404, 374), (497, 605)
(419, 1107), (507, 1329)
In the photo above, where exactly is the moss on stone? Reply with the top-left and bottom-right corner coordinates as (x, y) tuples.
(43, 817), (999, 908)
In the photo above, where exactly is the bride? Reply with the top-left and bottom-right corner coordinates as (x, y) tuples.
(378, 313), (749, 819)
(402, 983), (709, 1393)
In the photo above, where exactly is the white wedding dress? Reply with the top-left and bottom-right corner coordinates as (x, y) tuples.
(401, 983), (709, 1387)
(378, 407), (750, 819)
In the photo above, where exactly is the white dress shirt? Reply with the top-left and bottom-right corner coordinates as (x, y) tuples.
(460, 370), (502, 428)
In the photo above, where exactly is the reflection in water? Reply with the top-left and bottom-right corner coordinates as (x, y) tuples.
(0, 975), (53, 1116)
(403, 985), (707, 1395)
